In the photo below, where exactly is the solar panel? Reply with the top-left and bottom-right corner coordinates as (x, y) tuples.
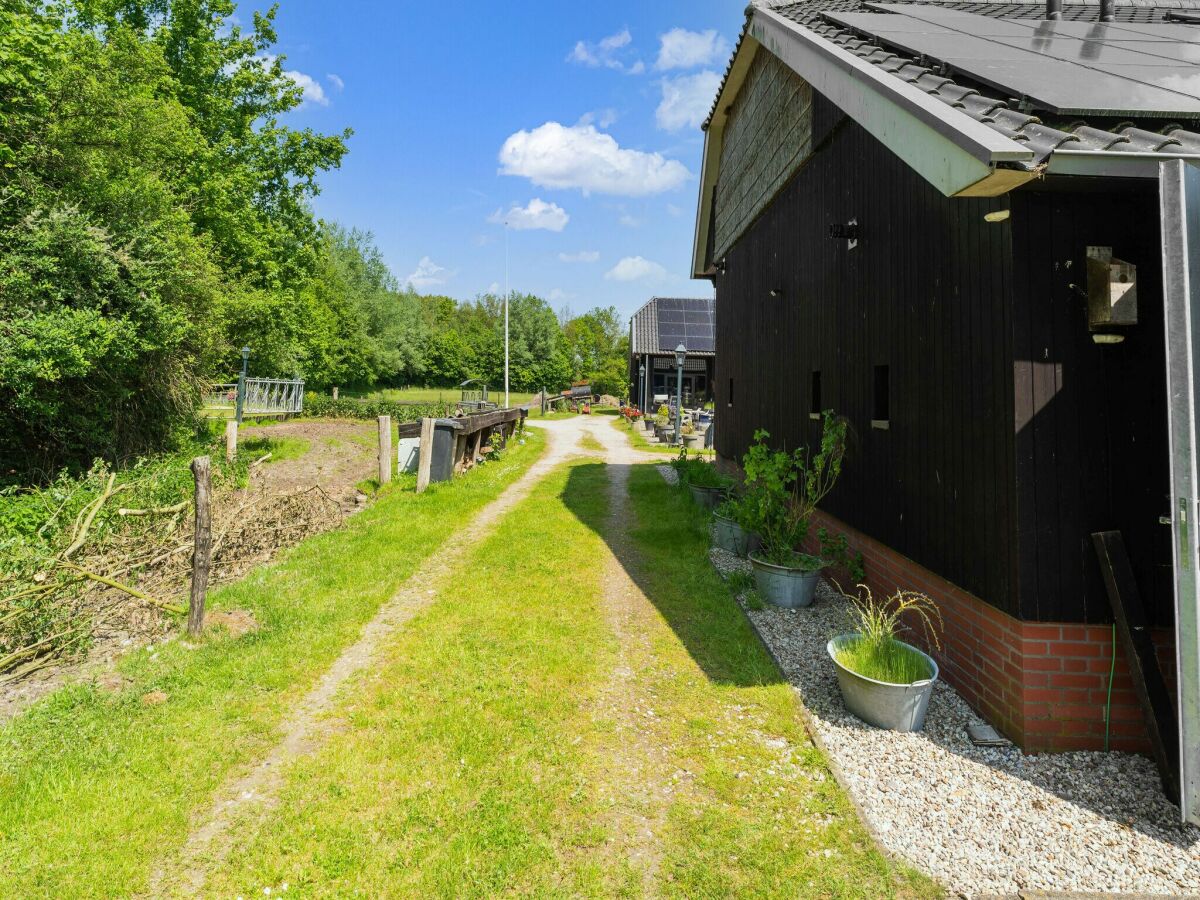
(825, 4), (1200, 116)
(654, 299), (714, 353)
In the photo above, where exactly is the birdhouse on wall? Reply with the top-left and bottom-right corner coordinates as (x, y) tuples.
(1086, 246), (1137, 330)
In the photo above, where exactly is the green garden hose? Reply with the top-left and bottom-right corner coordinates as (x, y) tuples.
(1105, 622), (1116, 751)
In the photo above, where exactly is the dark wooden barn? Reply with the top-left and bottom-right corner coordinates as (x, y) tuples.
(628, 297), (716, 413)
(693, 0), (1200, 817)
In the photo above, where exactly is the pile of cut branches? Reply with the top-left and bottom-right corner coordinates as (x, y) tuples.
(0, 450), (344, 684)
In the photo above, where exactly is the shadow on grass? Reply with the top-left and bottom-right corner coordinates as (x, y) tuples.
(560, 461), (785, 689)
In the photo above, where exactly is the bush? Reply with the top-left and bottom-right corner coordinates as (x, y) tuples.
(302, 392), (456, 423)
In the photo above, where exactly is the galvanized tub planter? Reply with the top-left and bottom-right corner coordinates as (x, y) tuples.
(683, 432), (704, 450)
(748, 552), (824, 608)
(712, 513), (759, 558)
(826, 634), (939, 732)
(689, 484), (727, 509)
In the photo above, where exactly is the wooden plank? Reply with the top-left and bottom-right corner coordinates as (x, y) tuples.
(416, 417), (435, 494)
(377, 415), (392, 485)
(1092, 531), (1180, 802)
(188, 457), (212, 638)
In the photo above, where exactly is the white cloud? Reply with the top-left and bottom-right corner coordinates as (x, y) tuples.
(656, 70), (722, 132)
(618, 214), (641, 228)
(326, 73), (344, 91)
(577, 108), (619, 129)
(667, 203), (684, 217)
(488, 198), (569, 232)
(656, 28), (730, 70)
(605, 256), (667, 282)
(499, 122), (690, 196)
(559, 250), (600, 263)
(406, 256), (449, 289)
(567, 28), (643, 73)
(486, 281), (501, 294)
(549, 288), (574, 303)
(256, 55), (329, 107)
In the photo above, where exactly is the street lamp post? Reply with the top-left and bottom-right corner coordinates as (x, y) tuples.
(674, 343), (687, 446)
(638, 361), (646, 419)
(235, 346), (250, 424)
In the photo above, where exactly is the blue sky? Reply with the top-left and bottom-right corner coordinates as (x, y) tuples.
(260, 0), (741, 320)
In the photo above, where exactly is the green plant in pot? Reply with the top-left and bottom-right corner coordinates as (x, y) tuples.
(744, 413), (847, 608)
(828, 584), (943, 732)
(674, 451), (731, 508)
(682, 421), (704, 450)
(712, 495), (762, 558)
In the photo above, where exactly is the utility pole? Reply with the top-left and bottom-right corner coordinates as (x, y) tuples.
(504, 221), (510, 409)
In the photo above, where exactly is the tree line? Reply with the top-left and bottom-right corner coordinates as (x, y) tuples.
(0, 0), (628, 479)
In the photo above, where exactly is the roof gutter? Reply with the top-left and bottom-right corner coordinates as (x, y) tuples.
(1047, 149), (1200, 179)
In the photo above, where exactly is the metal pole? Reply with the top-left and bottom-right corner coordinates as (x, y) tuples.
(675, 358), (684, 446)
(504, 223), (510, 409)
(235, 346), (250, 424)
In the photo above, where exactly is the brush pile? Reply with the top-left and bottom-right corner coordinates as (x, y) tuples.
(0, 452), (344, 684)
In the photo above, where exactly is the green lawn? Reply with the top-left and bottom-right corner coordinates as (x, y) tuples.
(191, 458), (936, 898)
(361, 387), (537, 407)
(240, 433), (312, 462)
(0, 431), (546, 896)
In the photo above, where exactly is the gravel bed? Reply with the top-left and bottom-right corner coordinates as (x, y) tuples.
(708, 544), (1200, 897)
(657, 464), (679, 486)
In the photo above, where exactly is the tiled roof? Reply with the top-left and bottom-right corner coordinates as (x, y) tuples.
(707, 0), (1200, 165)
(630, 297), (717, 357)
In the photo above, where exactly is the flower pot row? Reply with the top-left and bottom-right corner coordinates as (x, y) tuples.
(691, 421), (941, 734)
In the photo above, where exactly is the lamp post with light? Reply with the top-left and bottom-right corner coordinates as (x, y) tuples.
(638, 361), (646, 418)
(674, 343), (687, 446)
(235, 346), (250, 424)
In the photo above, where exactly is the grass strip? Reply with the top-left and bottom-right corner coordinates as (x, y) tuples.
(0, 430), (545, 896)
(834, 637), (933, 685)
(624, 465), (939, 897)
(201, 460), (622, 897)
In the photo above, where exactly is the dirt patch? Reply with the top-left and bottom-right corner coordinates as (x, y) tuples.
(0, 420), (381, 723)
(141, 690), (168, 707)
(95, 672), (131, 694)
(204, 609), (258, 639)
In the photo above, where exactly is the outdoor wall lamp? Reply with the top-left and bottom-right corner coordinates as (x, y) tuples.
(829, 219), (859, 250)
(769, 287), (783, 298)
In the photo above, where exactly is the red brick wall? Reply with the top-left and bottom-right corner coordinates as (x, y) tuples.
(803, 508), (1176, 754)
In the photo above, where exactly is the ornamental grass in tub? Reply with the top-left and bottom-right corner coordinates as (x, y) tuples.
(834, 584), (943, 684)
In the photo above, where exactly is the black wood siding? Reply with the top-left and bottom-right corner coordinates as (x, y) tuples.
(714, 99), (1019, 617)
(1010, 186), (1171, 626)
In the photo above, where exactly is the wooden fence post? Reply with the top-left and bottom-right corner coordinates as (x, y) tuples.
(378, 415), (392, 484)
(416, 417), (435, 493)
(224, 419), (238, 462)
(188, 456), (212, 638)
(332, 386), (339, 401)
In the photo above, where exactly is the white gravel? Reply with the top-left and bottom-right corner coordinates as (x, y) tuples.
(657, 464), (679, 487)
(708, 544), (1200, 897)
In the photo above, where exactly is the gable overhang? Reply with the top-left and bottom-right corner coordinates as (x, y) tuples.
(692, 6), (1037, 278)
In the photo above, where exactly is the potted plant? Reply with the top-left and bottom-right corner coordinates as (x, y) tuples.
(686, 460), (731, 508)
(682, 422), (704, 450)
(745, 414), (847, 609)
(713, 496), (761, 558)
(827, 585), (943, 732)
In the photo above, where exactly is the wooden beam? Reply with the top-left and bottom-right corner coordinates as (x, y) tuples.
(377, 416), (392, 484)
(1092, 531), (1180, 801)
(416, 417), (435, 493)
(188, 457), (212, 638)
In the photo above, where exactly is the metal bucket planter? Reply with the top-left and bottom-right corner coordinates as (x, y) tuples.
(689, 484), (727, 509)
(712, 514), (759, 557)
(683, 433), (704, 450)
(749, 553), (823, 608)
(827, 634), (938, 732)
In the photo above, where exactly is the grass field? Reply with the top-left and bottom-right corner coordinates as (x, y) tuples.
(192, 458), (936, 897)
(0, 431), (546, 895)
(363, 387), (538, 407)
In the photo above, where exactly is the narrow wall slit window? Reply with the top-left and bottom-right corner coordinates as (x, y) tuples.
(728, 377), (734, 407)
(809, 371), (821, 420)
(872, 364), (890, 430)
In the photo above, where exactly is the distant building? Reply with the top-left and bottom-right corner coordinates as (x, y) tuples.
(692, 0), (1200, 782)
(628, 297), (716, 411)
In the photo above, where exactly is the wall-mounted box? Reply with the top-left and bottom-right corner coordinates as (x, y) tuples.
(1087, 246), (1137, 329)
